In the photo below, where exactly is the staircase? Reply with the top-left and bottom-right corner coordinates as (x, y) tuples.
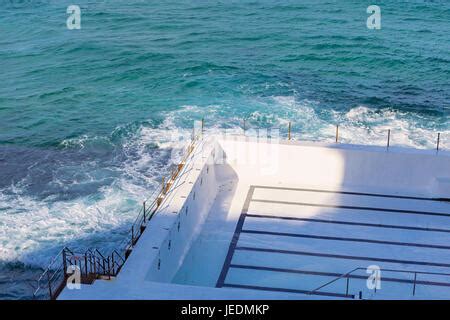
(32, 248), (125, 300)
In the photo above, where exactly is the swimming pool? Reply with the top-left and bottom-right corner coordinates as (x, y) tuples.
(59, 136), (450, 299)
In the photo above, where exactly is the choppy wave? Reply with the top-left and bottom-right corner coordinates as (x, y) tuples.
(0, 120), (192, 267)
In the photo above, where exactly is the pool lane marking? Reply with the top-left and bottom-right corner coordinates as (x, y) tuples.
(251, 199), (450, 218)
(235, 246), (450, 268)
(216, 185), (255, 288)
(253, 185), (445, 202)
(240, 229), (450, 250)
(216, 185), (450, 291)
(245, 213), (450, 234)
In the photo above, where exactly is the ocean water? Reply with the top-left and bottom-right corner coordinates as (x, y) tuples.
(0, 0), (449, 299)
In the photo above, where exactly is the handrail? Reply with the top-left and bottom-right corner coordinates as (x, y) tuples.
(35, 248), (65, 283)
(309, 266), (450, 298)
(33, 247), (125, 299)
(309, 267), (360, 296)
(32, 247), (69, 299)
(122, 134), (201, 253)
(236, 122), (447, 152)
(111, 249), (125, 264)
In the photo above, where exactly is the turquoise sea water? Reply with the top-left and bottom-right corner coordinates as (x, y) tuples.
(0, 0), (449, 299)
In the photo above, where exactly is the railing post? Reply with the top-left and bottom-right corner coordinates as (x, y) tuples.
(288, 122), (291, 140)
(62, 249), (67, 277)
(413, 272), (417, 296)
(112, 254), (116, 275)
(346, 276), (349, 296)
(437, 132), (440, 152)
(84, 254), (88, 277)
(131, 226), (135, 246)
(87, 254), (91, 274)
(47, 271), (53, 299)
(243, 119), (246, 134)
(201, 118), (204, 136)
(335, 125), (339, 143)
(162, 176), (166, 195)
(387, 129), (391, 149)
(143, 201), (146, 223)
(92, 255), (96, 274)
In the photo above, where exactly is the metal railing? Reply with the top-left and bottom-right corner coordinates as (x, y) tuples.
(308, 267), (450, 299)
(32, 248), (68, 299)
(241, 120), (446, 152)
(32, 133), (202, 300)
(118, 134), (200, 258)
(32, 247), (128, 299)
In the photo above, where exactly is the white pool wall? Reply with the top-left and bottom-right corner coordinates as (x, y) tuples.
(144, 140), (222, 282)
(219, 136), (450, 199)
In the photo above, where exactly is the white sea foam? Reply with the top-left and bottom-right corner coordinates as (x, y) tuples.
(0, 120), (194, 267)
(270, 96), (448, 149)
